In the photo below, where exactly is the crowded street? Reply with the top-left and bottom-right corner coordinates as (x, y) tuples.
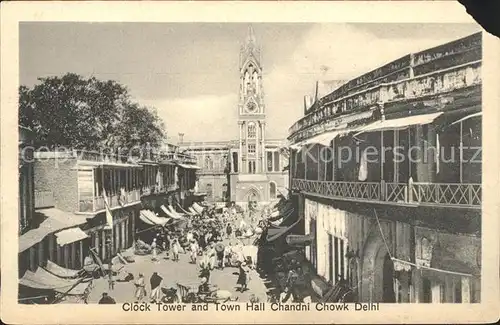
(78, 202), (275, 305)
(85, 241), (268, 304)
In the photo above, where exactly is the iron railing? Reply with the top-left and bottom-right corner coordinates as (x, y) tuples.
(78, 189), (141, 213)
(410, 182), (481, 206)
(292, 178), (481, 208)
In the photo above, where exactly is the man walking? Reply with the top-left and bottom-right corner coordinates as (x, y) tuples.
(150, 272), (163, 303)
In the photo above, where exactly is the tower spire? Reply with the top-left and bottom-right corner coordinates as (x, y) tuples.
(246, 25), (256, 46)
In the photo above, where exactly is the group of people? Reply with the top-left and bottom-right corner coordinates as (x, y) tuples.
(98, 202), (266, 304)
(97, 271), (164, 304)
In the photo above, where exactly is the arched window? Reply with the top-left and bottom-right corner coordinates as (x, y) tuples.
(269, 182), (277, 199)
(248, 122), (256, 138)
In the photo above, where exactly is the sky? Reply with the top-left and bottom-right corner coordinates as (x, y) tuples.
(20, 22), (481, 143)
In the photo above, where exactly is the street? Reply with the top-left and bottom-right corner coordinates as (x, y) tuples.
(85, 244), (269, 304)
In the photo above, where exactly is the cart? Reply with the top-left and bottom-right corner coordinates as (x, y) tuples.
(176, 282), (238, 303)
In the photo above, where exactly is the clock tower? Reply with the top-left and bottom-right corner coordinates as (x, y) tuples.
(237, 26), (266, 174)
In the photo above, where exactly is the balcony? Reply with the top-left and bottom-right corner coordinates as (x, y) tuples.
(78, 189), (141, 213)
(34, 190), (55, 209)
(289, 32), (482, 143)
(162, 152), (197, 164)
(292, 179), (481, 209)
(73, 149), (130, 164)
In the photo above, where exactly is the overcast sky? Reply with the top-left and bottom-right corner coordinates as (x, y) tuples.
(20, 23), (481, 143)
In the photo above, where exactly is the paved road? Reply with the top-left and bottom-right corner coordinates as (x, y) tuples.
(85, 246), (269, 304)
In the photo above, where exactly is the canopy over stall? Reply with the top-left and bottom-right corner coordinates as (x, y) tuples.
(192, 203), (205, 214)
(19, 208), (88, 253)
(139, 210), (170, 226)
(19, 267), (90, 295)
(161, 206), (183, 219)
(43, 260), (82, 279)
(55, 228), (89, 246)
(354, 112), (444, 136)
(177, 163), (201, 170)
(266, 217), (303, 242)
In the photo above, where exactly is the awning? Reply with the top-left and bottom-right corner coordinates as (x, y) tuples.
(176, 203), (196, 216)
(192, 203), (205, 214)
(19, 208), (89, 253)
(280, 209), (297, 227)
(139, 210), (170, 226)
(270, 210), (280, 218)
(450, 112), (482, 126)
(55, 228), (88, 246)
(302, 128), (353, 146)
(161, 205), (183, 219)
(177, 163), (201, 170)
(44, 260), (81, 278)
(266, 217), (302, 242)
(19, 268), (90, 295)
(355, 112), (444, 135)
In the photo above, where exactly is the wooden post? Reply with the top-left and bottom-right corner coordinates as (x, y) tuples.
(459, 121), (463, 183)
(64, 245), (70, 268)
(431, 280), (441, 303)
(461, 277), (471, 303)
(56, 242), (62, 266)
(48, 234), (55, 262)
(101, 230), (106, 261)
(412, 268), (421, 303)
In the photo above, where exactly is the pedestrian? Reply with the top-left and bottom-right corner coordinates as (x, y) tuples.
(198, 232), (206, 251)
(207, 243), (217, 270)
(108, 262), (115, 291)
(151, 238), (158, 262)
(134, 273), (146, 302)
(215, 241), (225, 270)
(199, 254), (211, 283)
(171, 238), (180, 262)
(98, 292), (116, 304)
(224, 242), (233, 267)
(190, 240), (199, 264)
(283, 265), (300, 302)
(226, 222), (233, 239)
(236, 261), (251, 292)
(149, 272), (163, 303)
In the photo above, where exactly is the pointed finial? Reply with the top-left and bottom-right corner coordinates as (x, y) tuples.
(246, 25), (256, 45)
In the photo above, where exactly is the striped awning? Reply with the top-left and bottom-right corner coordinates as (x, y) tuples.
(139, 210), (170, 226)
(355, 112), (444, 135)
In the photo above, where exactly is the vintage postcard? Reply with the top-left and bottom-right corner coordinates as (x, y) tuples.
(1, 1), (499, 324)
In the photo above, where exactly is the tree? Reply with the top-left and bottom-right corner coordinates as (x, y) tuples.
(110, 101), (165, 156)
(19, 73), (165, 152)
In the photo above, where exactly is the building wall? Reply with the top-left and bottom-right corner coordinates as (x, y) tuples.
(197, 174), (227, 202)
(302, 196), (480, 303)
(34, 159), (79, 213)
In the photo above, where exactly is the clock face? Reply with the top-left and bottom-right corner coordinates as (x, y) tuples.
(246, 101), (257, 113)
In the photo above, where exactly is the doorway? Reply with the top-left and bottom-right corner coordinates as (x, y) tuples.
(382, 253), (396, 302)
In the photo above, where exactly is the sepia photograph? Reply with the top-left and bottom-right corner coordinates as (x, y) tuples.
(1, 1), (499, 324)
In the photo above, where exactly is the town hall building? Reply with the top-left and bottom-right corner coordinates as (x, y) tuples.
(180, 27), (288, 207)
